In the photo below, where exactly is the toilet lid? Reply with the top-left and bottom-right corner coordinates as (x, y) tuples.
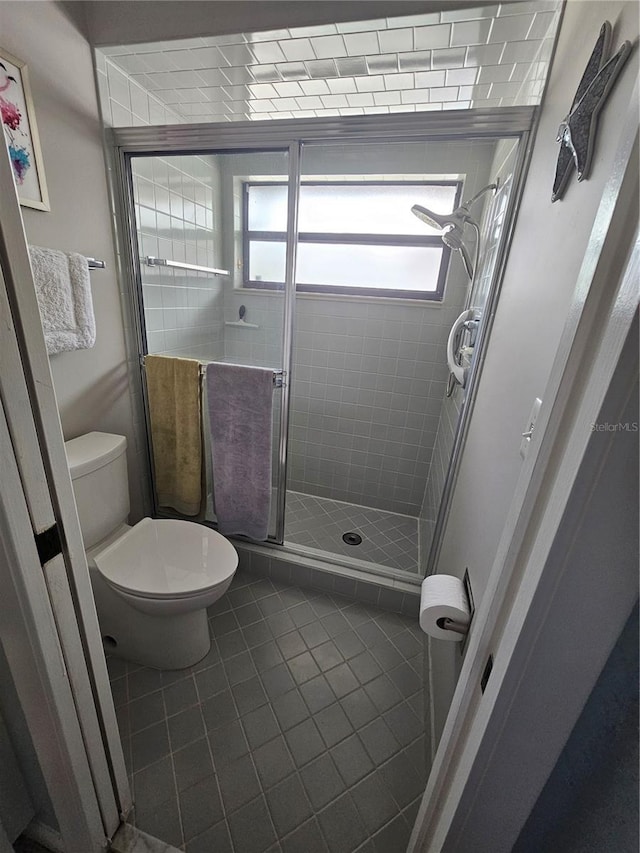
(94, 518), (238, 599)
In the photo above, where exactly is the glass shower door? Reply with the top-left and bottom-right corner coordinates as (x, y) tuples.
(129, 148), (293, 541)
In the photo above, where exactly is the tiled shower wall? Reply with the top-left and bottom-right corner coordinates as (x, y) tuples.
(132, 155), (225, 362)
(214, 140), (497, 516)
(419, 138), (520, 557)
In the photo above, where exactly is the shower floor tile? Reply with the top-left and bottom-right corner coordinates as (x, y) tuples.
(111, 570), (426, 852)
(285, 492), (419, 574)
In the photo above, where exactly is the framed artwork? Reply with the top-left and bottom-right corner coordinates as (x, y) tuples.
(0, 47), (49, 211)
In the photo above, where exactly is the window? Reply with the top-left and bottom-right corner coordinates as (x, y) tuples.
(243, 180), (462, 300)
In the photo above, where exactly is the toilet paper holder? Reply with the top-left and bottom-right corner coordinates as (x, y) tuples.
(438, 569), (475, 644)
(436, 616), (469, 636)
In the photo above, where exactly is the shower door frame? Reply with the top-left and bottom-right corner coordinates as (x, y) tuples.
(110, 107), (535, 563)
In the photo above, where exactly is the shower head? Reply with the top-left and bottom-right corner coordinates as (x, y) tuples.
(410, 204), (467, 231)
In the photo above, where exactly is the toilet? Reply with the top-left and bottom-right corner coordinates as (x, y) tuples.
(65, 431), (238, 670)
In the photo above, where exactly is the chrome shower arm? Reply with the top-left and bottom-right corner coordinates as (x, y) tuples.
(461, 181), (498, 212)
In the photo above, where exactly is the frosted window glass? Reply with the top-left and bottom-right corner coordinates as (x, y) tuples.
(248, 184), (288, 230)
(249, 240), (286, 282)
(297, 183), (458, 236)
(296, 243), (443, 291)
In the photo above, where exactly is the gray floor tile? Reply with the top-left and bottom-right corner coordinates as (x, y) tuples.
(311, 640), (344, 672)
(277, 630), (308, 660)
(272, 689), (310, 731)
(333, 628), (367, 659)
(217, 753), (262, 814)
(202, 690), (238, 732)
(266, 773), (313, 838)
(208, 719), (249, 770)
(217, 629), (249, 659)
(232, 675), (268, 715)
(179, 774), (224, 842)
(314, 702), (353, 748)
(129, 691), (165, 734)
(186, 819), (233, 853)
(288, 602), (316, 628)
(253, 735), (295, 789)
(173, 737), (214, 792)
(224, 650), (258, 686)
(261, 662), (296, 700)
(350, 774), (399, 835)
(242, 703), (280, 749)
(168, 705), (206, 751)
(243, 620), (274, 648)
(163, 675), (198, 717)
(325, 662), (360, 699)
(281, 817), (329, 853)
(194, 662), (228, 700)
(266, 611), (295, 637)
(123, 571), (426, 853)
(135, 795), (183, 849)
(340, 688), (379, 730)
(300, 621), (330, 649)
(317, 792), (369, 853)
(370, 813), (411, 853)
(364, 675), (403, 714)
(228, 795), (277, 853)
(388, 661), (422, 698)
(285, 718), (326, 767)
(288, 651), (321, 685)
(378, 751), (424, 809)
(133, 755), (176, 817)
(128, 667), (163, 702)
(300, 674), (336, 713)
(383, 702), (423, 748)
(350, 651), (383, 685)
(132, 721), (170, 772)
(359, 719), (401, 766)
(300, 753), (345, 810)
(331, 735), (374, 787)
(251, 639), (284, 669)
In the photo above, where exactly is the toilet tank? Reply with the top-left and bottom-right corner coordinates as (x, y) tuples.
(65, 432), (130, 550)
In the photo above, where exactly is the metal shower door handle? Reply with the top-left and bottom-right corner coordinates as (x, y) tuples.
(447, 308), (475, 388)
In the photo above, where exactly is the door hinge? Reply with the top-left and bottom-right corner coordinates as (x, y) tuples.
(35, 523), (62, 566)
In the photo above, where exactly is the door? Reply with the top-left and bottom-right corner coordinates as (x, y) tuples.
(0, 141), (128, 850)
(125, 147), (298, 542)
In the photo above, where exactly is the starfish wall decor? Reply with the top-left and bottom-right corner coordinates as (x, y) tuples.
(552, 21), (632, 202)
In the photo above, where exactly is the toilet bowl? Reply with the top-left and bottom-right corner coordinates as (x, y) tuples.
(66, 432), (238, 670)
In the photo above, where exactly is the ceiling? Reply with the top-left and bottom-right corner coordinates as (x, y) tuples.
(100, 1), (560, 124)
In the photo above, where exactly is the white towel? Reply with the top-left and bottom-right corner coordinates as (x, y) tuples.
(29, 246), (96, 355)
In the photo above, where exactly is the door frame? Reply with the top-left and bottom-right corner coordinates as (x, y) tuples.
(109, 107), (535, 550)
(0, 140), (130, 848)
(408, 83), (639, 851)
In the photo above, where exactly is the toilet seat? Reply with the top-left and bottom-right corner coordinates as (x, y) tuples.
(93, 517), (238, 600)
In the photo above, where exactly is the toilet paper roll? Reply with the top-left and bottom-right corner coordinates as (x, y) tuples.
(419, 574), (470, 642)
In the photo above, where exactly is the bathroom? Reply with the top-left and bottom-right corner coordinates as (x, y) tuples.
(0, 2), (637, 853)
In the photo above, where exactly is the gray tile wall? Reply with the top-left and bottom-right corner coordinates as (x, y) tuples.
(419, 138), (520, 564)
(132, 155), (226, 362)
(218, 140), (497, 516)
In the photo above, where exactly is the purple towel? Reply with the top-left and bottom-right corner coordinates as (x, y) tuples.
(206, 363), (273, 540)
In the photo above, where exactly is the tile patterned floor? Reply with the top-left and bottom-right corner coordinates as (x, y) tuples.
(110, 570), (426, 853)
(285, 493), (420, 575)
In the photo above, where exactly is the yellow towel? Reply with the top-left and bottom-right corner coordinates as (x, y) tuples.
(145, 355), (203, 517)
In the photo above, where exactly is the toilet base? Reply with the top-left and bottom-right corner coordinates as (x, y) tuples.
(91, 567), (211, 670)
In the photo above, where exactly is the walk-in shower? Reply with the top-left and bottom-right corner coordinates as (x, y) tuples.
(112, 112), (529, 587)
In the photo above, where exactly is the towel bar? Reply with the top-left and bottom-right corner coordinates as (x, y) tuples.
(144, 256), (229, 277)
(140, 356), (285, 387)
(87, 258), (106, 269)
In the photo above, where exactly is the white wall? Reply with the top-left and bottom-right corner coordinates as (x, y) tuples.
(0, 1), (144, 517)
(435, 0), (639, 604)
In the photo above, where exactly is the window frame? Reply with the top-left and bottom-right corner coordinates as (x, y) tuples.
(242, 179), (463, 301)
